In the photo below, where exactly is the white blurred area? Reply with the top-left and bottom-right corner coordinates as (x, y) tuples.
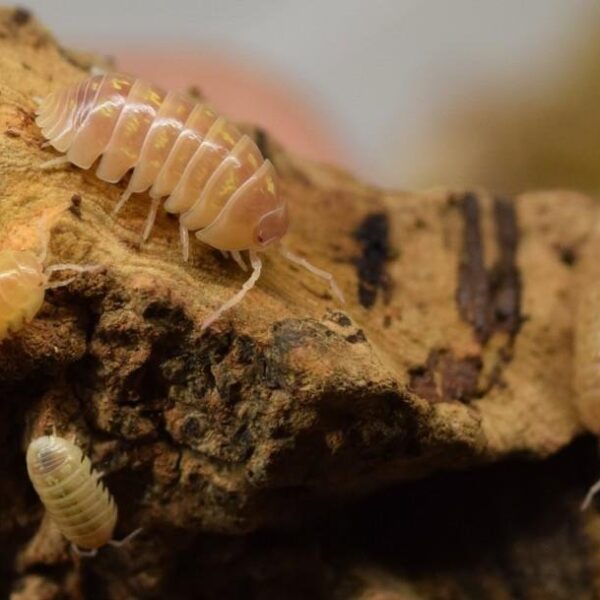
(23, 0), (600, 187)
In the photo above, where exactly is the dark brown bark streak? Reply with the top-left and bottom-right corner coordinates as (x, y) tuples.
(456, 193), (522, 343)
(490, 197), (522, 338)
(410, 194), (522, 404)
(353, 212), (393, 309)
(456, 192), (492, 342)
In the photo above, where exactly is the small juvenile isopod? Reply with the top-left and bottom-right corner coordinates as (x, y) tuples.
(0, 214), (97, 341)
(26, 434), (139, 554)
(35, 73), (343, 328)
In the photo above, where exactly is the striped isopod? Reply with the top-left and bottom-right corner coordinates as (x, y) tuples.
(35, 73), (343, 328)
(26, 434), (138, 554)
(0, 213), (97, 341)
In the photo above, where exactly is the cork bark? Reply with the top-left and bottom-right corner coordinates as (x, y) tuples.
(1, 7), (600, 599)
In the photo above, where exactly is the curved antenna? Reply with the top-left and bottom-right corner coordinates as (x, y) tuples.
(45, 263), (101, 289)
(279, 245), (344, 303)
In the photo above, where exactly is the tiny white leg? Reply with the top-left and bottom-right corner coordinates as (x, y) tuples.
(180, 223), (190, 262)
(94, 470), (106, 481)
(71, 543), (97, 558)
(582, 478), (600, 511)
(45, 263), (101, 289)
(46, 263), (100, 275)
(142, 197), (161, 242)
(112, 188), (133, 217)
(39, 156), (70, 171)
(202, 251), (263, 330)
(231, 250), (248, 272)
(279, 246), (345, 303)
(45, 276), (77, 290)
(108, 527), (143, 549)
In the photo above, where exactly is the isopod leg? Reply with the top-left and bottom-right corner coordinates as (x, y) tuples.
(39, 157), (70, 171)
(582, 478), (600, 511)
(180, 223), (190, 262)
(141, 197), (161, 242)
(278, 245), (345, 303)
(71, 543), (97, 558)
(231, 250), (248, 272)
(108, 527), (143, 549)
(45, 276), (77, 289)
(112, 189), (133, 217)
(201, 251), (262, 330)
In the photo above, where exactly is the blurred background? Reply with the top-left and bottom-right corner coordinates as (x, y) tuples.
(23, 0), (600, 194)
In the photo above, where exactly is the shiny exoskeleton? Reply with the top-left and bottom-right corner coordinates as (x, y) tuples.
(36, 73), (342, 328)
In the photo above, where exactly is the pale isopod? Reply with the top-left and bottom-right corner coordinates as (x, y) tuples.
(0, 213), (97, 341)
(34, 73), (343, 328)
(26, 434), (138, 554)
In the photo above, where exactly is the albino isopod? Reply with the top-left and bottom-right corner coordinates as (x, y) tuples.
(26, 434), (139, 555)
(35, 73), (343, 329)
(0, 214), (97, 341)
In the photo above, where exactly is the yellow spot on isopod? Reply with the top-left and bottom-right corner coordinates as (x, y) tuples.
(266, 176), (275, 195)
(112, 78), (129, 91)
(147, 90), (162, 106)
(125, 118), (140, 134)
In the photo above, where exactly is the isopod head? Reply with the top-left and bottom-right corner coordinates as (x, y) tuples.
(194, 160), (289, 251)
(26, 435), (75, 477)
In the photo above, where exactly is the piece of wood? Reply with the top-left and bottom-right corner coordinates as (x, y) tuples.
(1, 7), (600, 598)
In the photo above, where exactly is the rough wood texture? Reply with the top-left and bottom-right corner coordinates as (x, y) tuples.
(2, 7), (600, 599)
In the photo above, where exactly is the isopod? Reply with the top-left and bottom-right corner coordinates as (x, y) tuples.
(34, 73), (343, 328)
(26, 434), (139, 554)
(0, 213), (97, 341)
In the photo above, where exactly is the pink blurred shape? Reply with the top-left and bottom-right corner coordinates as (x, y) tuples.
(118, 51), (346, 167)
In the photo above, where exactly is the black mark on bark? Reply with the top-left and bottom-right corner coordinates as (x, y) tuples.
(353, 212), (394, 309)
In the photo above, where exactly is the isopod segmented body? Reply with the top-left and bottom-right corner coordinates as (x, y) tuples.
(0, 250), (46, 339)
(35, 73), (343, 328)
(26, 435), (118, 551)
(0, 216), (96, 341)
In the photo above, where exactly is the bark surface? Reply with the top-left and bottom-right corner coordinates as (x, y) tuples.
(1, 7), (600, 599)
